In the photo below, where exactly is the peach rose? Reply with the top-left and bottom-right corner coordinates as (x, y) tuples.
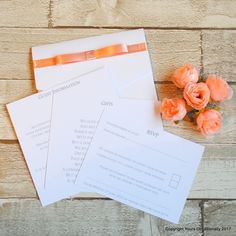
(196, 109), (222, 135)
(206, 75), (233, 102)
(171, 64), (199, 88)
(160, 98), (187, 121)
(183, 82), (210, 110)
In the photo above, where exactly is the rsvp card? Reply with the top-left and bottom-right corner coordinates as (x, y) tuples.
(76, 100), (204, 224)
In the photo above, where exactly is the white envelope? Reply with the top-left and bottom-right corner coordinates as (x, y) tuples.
(32, 29), (157, 102)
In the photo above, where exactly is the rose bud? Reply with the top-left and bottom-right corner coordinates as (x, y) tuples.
(206, 75), (233, 102)
(171, 64), (199, 88)
(183, 82), (210, 110)
(160, 98), (187, 121)
(196, 109), (222, 135)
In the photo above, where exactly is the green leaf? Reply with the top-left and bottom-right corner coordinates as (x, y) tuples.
(205, 102), (221, 111)
(187, 109), (199, 123)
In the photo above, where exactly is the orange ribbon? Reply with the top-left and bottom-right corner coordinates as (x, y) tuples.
(33, 43), (147, 69)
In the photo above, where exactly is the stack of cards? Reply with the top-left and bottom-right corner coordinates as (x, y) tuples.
(7, 29), (204, 224)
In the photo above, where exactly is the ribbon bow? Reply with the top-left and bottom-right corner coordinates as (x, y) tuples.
(33, 43), (147, 69)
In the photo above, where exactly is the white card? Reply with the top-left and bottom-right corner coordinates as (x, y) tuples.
(77, 100), (204, 224)
(45, 84), (163, 195)
(7, 67), (115, 206)
(32, 29), (157, 102)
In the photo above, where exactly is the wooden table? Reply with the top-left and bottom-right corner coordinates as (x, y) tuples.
(0, 1), (236, 235)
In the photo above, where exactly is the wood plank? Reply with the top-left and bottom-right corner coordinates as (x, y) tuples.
(190, 144), (236, 199)
(0, 80), (36, 104)
(203, 200), (236, 235)
(0, 143), (35, 198)
(0, 198), (201, 236)
(0, 28), (200, 81)
(0, 0), (49, 27)
(51, 0), (236, 28)
(2, 29), (236, 83)
(150, 200), (202, 235)
(0, 143), (235, 199)
(1, 82), (235, 143)
(0, 105), (15, 140)
(148, 30), (200, 82)
(202, 30), (236, 82)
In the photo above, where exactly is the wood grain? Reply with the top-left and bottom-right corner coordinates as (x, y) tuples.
(51, 0), (236, 28)
(0, 198), (201, 236)
(1, 82), (235, 144)
(0, 28), (200, 82)
(202, 30), (236, 82)
(0, 105), (14, 141)
(0, 80), (36, 104)
(1, 143), (235, 199)
(0, 0), (49, 27)
(203, 200), (236, 235)
(0, 0), (235, 233)
(190, 144), (236, 199)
